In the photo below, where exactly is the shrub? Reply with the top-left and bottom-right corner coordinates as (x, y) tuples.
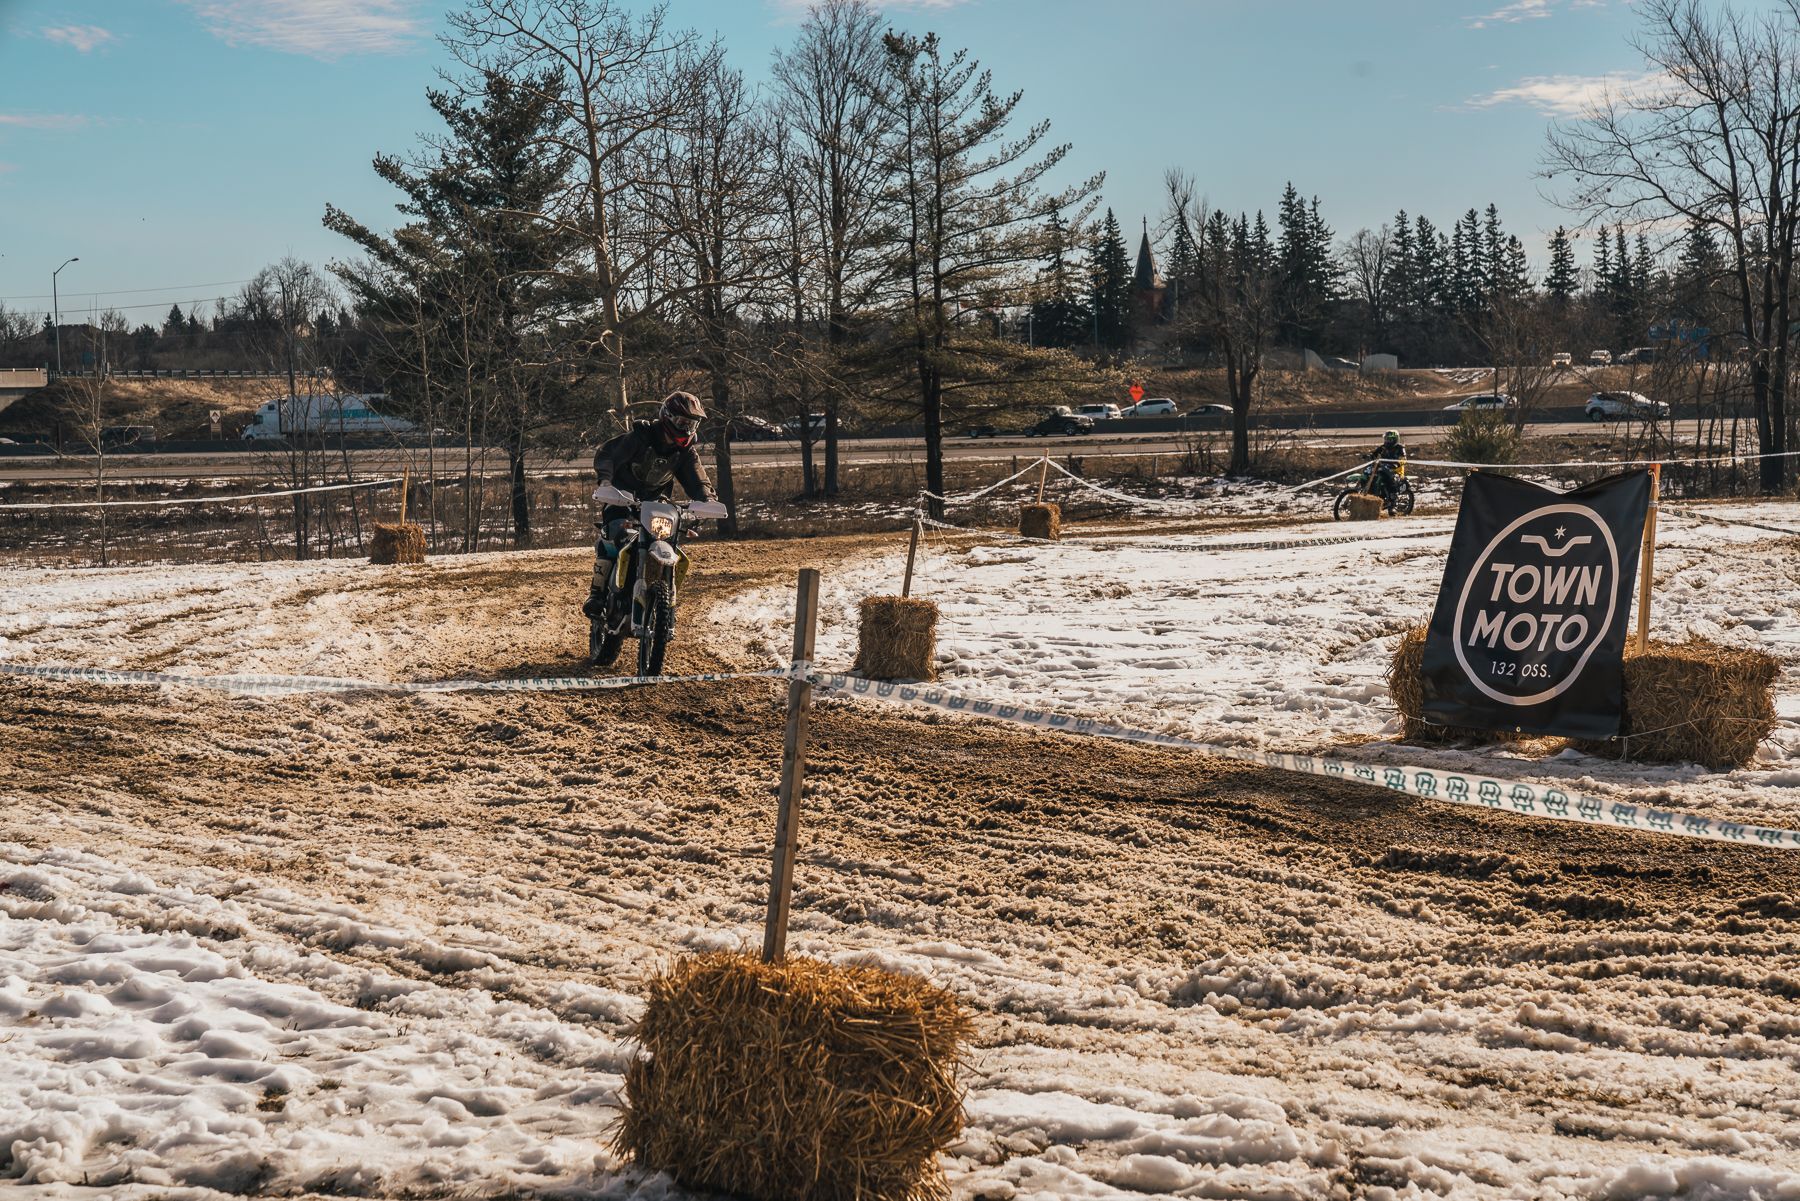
(1443, 409), (1522, 466)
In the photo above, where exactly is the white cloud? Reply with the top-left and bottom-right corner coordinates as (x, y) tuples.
(178, 0), (425, 58)
(1468, 0), (1607, 30)
(0, 113), (91, 131)
(41, 25), (117, 53)
(1467, 70), (1669, 116)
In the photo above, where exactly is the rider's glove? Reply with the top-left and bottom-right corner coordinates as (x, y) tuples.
(593, 484), (635, 506)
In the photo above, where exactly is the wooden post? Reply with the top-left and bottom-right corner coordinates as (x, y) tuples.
(1035, 454), (1049, 503)
(399, 466), (411, 526)
(764, 567), (820, 964)
(902, 516), (921, 598)
(1634, 462), (1662, 654)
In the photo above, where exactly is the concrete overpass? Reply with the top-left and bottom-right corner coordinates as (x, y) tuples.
(0, 368), (48, 416)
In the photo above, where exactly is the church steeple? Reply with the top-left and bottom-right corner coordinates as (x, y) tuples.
(1133, 217), (1160, 291)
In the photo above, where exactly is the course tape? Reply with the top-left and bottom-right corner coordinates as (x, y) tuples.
(0, 661), (781, 697)
(802, 670), (1800, 850)
(919, 512), (1452, 554)
(0, 477), (405, 512)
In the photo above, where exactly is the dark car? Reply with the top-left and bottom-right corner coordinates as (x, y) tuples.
(727, 415), (784, 442)
(1025, 413), (1094, 437)
(964, 423), (1003, 438)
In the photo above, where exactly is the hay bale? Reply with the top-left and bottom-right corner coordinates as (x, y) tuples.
(1574, 639), (1778, 769)
(615, 952), (972, 1201)
(368, 521), (426, 565)
(1020, 502), (1060, 540)
(1345, 493), (1385, 521)
(1387, 626), (1524, 745)
(853, 596), (939, 681)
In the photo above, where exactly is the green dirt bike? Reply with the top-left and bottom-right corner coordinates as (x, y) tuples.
(589, 490), (729, 677)
(1333, 462), (1415, 520)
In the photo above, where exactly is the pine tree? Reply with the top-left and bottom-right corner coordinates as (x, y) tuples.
(1088, 208), (1133, 352)
(1481, 204), (1505, 304)
(1592, 234), (1614, 307)
(163, 304), (186, 338)
(1546, 227), (1578, 305)
(1031, 212), (1092, 348)
(1674, 217), (1723, 327)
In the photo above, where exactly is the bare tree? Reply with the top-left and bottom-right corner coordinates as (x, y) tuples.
(445, 0), (702, 422)
(57, 333), (114, 565)
(772, 0), (891, 497)
(1547, 0), (1800, 490)
(1343, 225), (1395, 350)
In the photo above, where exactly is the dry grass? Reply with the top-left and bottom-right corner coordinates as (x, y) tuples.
(1387, 627), (1524, 745)
(1020, 502), (1061, 541)
(614, 952), (972, 1201)
(1345, 493), (1385, 521)
(1575, 639), (1779, 769)
(854, 596), (939, 682)
(368, 522), (426, 565)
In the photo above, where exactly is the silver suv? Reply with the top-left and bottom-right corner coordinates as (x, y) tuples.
(1585, 391), (1669, 421)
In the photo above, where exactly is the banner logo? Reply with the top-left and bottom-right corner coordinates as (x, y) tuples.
(1451, 502), (1622, 706)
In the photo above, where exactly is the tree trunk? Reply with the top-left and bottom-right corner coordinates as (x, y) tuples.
(922, 357), (945, 520)
(824, 404), (840, 498)
(1226, 355), (1250, 475)
(509, 429), (531, 548)
(710, 370), (738, 538)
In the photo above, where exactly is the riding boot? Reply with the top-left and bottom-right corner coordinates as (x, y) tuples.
(581, 586), (607, 622)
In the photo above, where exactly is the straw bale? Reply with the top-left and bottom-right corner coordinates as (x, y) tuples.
(1387, 627), (1524, 745)
(1345, 493), (1384, 521)
(369, 521), (426, 565)
(854, 596), (939, 682)
(615, 952), (972, 1201)
(1573, 639), (1778, 769)
(1020, 502), (1060, 540)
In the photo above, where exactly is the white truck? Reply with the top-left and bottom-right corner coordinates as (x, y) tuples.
(240, 393), (416, 440)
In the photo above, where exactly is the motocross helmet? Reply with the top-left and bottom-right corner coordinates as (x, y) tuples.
(1383, 429), (1399, 444)
(658, 391), (705, 448)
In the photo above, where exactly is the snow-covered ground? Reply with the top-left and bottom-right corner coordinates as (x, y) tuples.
(5, 518), (1800, 1200)
(721, 501), (1800, 830)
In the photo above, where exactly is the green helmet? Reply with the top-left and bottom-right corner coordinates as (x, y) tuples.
(1383, 429), (1399, 443)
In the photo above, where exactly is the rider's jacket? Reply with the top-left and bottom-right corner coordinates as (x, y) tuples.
(1374, 441), (1407, 466)
(593, 421), (715, 510)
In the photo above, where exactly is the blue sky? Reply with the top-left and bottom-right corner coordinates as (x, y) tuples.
(0, 0), (1696, 326)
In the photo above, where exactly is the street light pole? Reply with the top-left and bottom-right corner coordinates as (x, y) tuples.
(51, 256), (79, 375)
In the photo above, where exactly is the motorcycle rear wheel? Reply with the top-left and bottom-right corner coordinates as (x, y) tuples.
(636, 582), (672, 678)
(1393, 483), (1416, 517)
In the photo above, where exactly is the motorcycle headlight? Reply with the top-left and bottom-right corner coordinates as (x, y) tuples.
(648, 514), (676, 540)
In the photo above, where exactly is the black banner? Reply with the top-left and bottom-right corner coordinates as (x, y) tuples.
(1421, 470), (1651, 739)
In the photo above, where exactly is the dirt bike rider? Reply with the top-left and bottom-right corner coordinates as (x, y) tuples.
(1369, 429), (1407, 512)
(582, 391), (714, 623)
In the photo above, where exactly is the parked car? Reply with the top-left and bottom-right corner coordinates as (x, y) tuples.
(1123, 397), (1178, 417)
(1075, 403), (1122, 421)
(1025, 412), (1094, 437)
(781, 412), (827, 438)
(1551, 351), (1573, 368)
(1442, 392), (1517, 412)
(1585, 391), (1670, 421)
(727, 415), (784, 442)
(1588, 349), (1613, 366)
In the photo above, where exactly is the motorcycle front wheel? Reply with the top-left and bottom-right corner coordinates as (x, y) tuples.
(1332, 489), (1355, 521)
(636, 581), (672, 678)
(1394, 483), (1416, 516)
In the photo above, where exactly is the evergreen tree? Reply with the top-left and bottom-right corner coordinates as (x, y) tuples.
(163, 304), (186, 338)
(1673, 216), (1724, 328)
(1592, 234), (1614, 308)
(1164, 212), (1199, 322)
(1088, 208), (1133, 352)
(1481, 204), (1505, 303)
(1546, 227), (1578, 305)
(1274, 184), (1337, 344)
(1031, 212), (1092, 348)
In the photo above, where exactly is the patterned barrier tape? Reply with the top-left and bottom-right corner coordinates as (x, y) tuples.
(802, 669), (1800, 850)
(0, 477), (406, 512)
(0, 661), (782, 697)
(919, 512), (1452, 554)
(1663, 505), (1800, 539)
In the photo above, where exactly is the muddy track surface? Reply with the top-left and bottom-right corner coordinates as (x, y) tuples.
(4, 532), (1798, 1198)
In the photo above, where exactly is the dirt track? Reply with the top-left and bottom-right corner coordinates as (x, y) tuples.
(4, 533), (1799, 1196)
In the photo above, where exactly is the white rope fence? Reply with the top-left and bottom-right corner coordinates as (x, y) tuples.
(0, 477), (405, 511)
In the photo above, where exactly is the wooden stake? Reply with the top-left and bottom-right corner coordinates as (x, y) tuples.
(1634, 462), (1661, 655)
(902, 516), (921, 598)
(764, 567), (820, 964)
(1035, 454), (1049, 503)
(399, 466), (411, 526)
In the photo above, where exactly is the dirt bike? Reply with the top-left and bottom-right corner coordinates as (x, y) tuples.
(588, 488), (729, 677)
(1333, 460), (1414, 520)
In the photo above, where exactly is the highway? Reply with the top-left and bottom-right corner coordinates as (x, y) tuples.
(0, 417), (1632, 487)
